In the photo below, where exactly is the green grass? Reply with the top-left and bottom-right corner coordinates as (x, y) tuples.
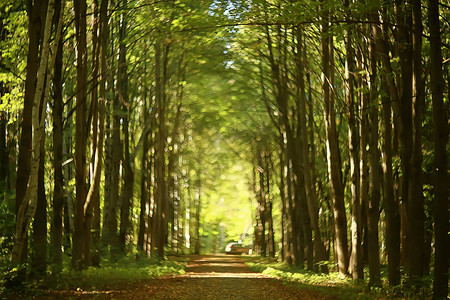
(244, 257), (433, 299)
(0, 254), (186, 297)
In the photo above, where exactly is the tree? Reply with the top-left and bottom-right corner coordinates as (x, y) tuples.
(72, 0), (88, 270)
(428, 0), (448, 297)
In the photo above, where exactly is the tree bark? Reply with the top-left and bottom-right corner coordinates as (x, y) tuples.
(366, 31), (381, 287)
(296, 27), (327, 273)
(31, 138), (46, 276)
(50, 2), (63, 270)
(72, 0), (88, 270)
(118, 0), (133, 254)
(428, 0), (449, 297)
(103, 7), (120, 258)
(12, 0), (63, 265)
(344, 4), (363, 280)
(407, 0), (425, 278)
(14, 0), (46, 267)
(321, 7), (348, 276)
(381, 78), (401, 286)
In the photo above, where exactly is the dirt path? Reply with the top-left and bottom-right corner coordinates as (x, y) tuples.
(25, 255), (337, 299)
(102, 254), (335, 299)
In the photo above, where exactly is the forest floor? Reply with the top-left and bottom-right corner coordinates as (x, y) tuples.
(12, 254), (339, 299)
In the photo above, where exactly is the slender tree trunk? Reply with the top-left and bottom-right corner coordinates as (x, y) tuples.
(103, 10), (120, 258)
(72, 0), (88, 270)
(366, 32), (381, 287)
(12, 0), (63, 266)
(89, 0), (103, 267)
(50, 6), (63, 271)
(344, 6), (363, 280)
(321, 7), (348, 276)
(428, 0), (449, 297)
(394, 1), (415, 274)
(32, 138), (46, 276)
(381, 78), (401, 286)
(118, 0), (133, 253)
(194, 176), (201, 255)
(138, 87), (149, 253)
(407, 0), (425, 279)
(265, 152), (275, 258)
(153, 40), (168, 258)
(278, 140), (291, 264)
(63, 101), (73, 254)
(0, 20), (8, 189)
(295, 27), (327, 273)
(14, 0), (45, 267)
(286, 154), (297, 265)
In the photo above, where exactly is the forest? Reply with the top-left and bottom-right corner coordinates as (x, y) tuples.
(0, 0), (448, 298)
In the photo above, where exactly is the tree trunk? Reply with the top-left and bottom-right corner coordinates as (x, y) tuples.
(50, 4), (63, 271)
(344, 7), (363, 280)
(194, 176), (201, 255)
(366, 32), (381, 287)
(89, 0), (103, 267)
(12, 0), (62, 266)
(72, 0), (88, 270)
(0, 20), (8, 188)
(321, 8), (348, 276)
(152, 40), (168, 258)
(394, 1), (415, 274)
(265, 152), (275, 258)
(103, 9), (120, 258)
(138, 88), (149, 253)
(428, 0), (449, 297)
(381, 78), (401, 286)
(407, 0), (425, 279)
(14, 0), (46, 267)
(118, 0), (133, 254)
(296, 27), (327, 273)
(32, 139), (46, 276)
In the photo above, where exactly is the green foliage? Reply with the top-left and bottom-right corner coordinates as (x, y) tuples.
(0, 255), (185, 296)
(0, 188), (15, 266)
(245, 257), (434, 299)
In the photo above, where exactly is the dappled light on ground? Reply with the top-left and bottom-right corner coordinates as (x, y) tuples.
(12, 255), (338, 299)
(181, 272), (269, 278)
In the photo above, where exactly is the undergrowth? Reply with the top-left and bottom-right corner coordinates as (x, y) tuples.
(244, 257), (433, 299)
(0, 254), (186, 297)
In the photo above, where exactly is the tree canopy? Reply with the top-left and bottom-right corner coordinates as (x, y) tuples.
(0, 0), (448, 298)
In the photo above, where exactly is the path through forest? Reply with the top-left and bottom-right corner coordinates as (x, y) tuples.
(34, 255), (337, 299)
(104, 255), (336, 299)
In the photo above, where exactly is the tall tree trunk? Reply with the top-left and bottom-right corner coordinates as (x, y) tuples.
(118, 0), (133, 253)
(152, 40), (168, 258)
(428, 0), (449, 297)
(72, 0), (88, 270)
(14, 0), (46, 267)
(194, 175), (201, 255)
(50, 5), (63, 271)
(321, 7), (348, 276)
(138, 87), (149, 253)
(286, 154), (297, 265)
(265, 152), (275, 258)
(407, 0), (425, 278)
(366, 31), (381, 287)
(296, 27), (327, 273)
(278, 139), (291, 264)
(394, 0), (415, 274)
(103, 8), (120, 258)
(0, 20), (8, 189)
(345, 3), (363, 280)
(381, 78), (400, 286)
(89, 0), (103, 267)
(32, 139), (46, 276)
(12, 0), (62, 266)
